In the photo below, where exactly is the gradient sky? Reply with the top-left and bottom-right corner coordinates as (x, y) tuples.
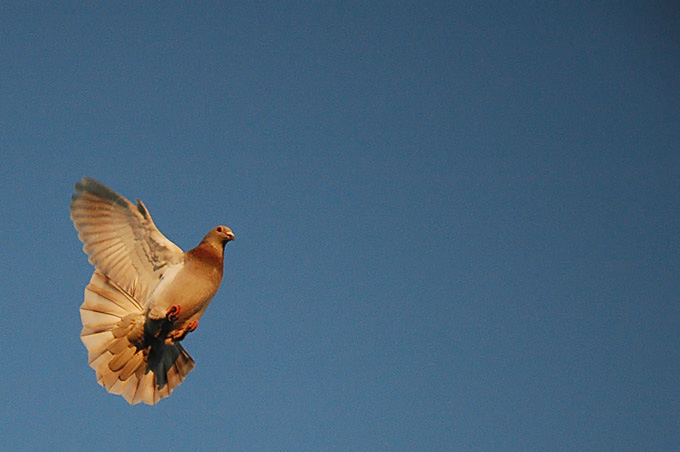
(1, 1), (679, 451)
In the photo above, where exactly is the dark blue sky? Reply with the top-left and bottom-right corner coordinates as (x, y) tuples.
(1, 1), (679, 450)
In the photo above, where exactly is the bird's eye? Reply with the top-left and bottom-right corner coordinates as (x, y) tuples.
(216, 226), (223, 233)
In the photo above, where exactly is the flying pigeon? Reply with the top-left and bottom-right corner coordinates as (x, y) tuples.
(70, 177), (234, 405)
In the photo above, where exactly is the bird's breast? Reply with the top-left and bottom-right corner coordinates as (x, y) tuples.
(146, 256), (223, 324)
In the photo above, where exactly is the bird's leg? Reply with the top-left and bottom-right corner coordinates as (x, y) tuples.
(166, 305), (181, 322)
(166, 320), (199, 344)
(186, 320), (198, 333)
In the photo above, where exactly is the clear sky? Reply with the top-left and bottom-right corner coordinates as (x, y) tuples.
(1, 1), (678, 450)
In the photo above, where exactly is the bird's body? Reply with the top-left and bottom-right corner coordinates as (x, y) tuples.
(70, 177), (234, 405)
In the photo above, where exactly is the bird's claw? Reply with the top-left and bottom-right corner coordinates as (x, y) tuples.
(186, 320), (198, 333)
(166, 320), (199, 344)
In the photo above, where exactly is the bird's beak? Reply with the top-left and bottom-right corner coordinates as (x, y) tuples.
(224, 231), (235, 244)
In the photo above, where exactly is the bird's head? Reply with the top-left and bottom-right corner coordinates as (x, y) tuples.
(200, 225), (235, 251)
(214, 225), (235, 247)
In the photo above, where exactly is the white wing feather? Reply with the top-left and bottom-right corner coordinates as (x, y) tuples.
(70, 177), (184, 303)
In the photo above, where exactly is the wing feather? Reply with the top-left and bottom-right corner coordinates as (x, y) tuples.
(70, 177), (184, 303)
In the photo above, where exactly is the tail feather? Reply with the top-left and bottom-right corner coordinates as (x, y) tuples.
(120, 352), (145, 381)
(80, 270), (195, 405)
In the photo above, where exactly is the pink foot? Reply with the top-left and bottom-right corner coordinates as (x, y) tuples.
(166, 305), (181, 322)
(186, 320), (198, 333)
(166, 320), (199, 344)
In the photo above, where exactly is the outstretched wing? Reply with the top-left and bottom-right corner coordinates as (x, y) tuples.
(70, 177), (184, 303)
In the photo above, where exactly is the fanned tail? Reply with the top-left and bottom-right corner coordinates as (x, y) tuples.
(80, 270), (195, 405)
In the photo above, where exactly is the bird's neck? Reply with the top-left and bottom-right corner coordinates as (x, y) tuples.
(186, 244), (224, 273)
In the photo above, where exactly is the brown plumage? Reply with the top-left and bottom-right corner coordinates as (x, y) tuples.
(70, 177), (234, 405)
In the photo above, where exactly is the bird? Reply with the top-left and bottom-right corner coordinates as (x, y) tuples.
(69, 176), (234, 405)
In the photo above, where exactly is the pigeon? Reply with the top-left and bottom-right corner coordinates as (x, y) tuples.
(69, 177), (234, 405)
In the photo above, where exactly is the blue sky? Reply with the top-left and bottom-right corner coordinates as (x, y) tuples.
(1, 1), (679, 450)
